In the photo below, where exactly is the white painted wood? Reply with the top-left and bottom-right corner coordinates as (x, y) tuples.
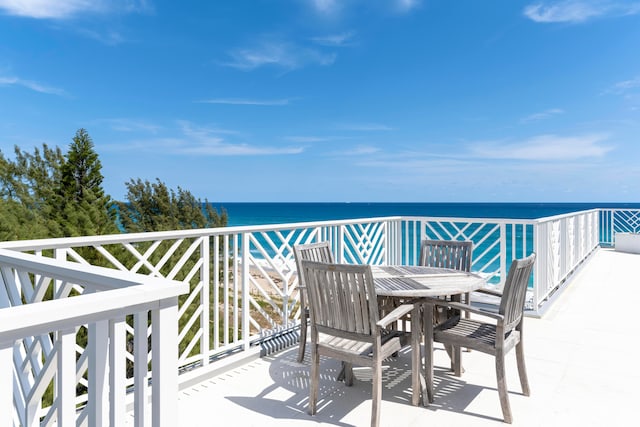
(110, 318), (127, 427)
(134, 311), (150, 427)
(88, 319), (109, 426)
(152, 298), (179, 427)
(57, 328), (75, 427)
(0, 341), (13, 427)
(615, 232), (640, 254)
(201, 236), (210, 366)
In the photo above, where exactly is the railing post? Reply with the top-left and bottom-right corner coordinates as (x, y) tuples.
(532, 222), (542, 316)
(201, 236), (210, 366)
(88, 319), (109, 426)
(152, 297), (180, 427)
(58, 328), (76, 427)
(336, 226), (344, 263)
(0, 340), (13, 427)
(134, 311), (150, 427)
(242, 233), (250, 351)
(110, 317), (127, 427)
(499, 223), (507, 288)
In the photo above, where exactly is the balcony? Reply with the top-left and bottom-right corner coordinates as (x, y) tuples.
(1, 208), (639, 426)
(173, 247), (638, 426)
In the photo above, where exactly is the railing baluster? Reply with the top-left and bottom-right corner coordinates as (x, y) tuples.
(88, 319), (109, 426)
(0, 340), (12, 427)
(110, 317), (127, 427)
(58, 328), (75, 427)
(134, 311), (150, 427)
(151, 298), (179, 427)
(201, 236), (210, 366)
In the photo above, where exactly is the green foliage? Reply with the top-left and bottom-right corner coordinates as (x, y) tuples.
(0, 144), (66, 240)
(58, 129), (117, 237)
(117, 178), (227, 233)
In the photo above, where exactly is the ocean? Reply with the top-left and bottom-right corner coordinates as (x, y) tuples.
(213, 202), (640, 227)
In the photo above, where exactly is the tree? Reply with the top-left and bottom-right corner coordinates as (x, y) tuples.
(118, 178), (227, 233)
(58, 129), (117, 236)
(0, 144), (65, 240)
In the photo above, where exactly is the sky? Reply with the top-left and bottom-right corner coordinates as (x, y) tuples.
(0, 0), (639, 203)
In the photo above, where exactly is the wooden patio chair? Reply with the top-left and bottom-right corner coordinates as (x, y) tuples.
(419, 239), (474, 372)
(293, 242), (335, 363)
(424, 253), (536, 424)
(419, 239), (473, 272)
(299, 260), (422, 427)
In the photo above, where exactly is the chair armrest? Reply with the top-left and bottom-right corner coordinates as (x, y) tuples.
(428, 299), (504, 322)
(377, 302), (419, 328)
(475, 287), (502, 298)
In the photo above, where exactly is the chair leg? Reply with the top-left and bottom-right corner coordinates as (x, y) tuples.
(344, 362), (354, 386)
(453, 346), (462, 377)
(424, 304), (434, 405)
(516, 340), (530, 396)
(297, 309), (308, 363)
(309, 345), (319, 416)
(371, 359), (382, 427)
(495, 350), (513, 424)
(411, 305), (421, 406)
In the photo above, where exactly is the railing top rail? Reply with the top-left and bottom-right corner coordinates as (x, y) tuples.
(0, 249), (184, 291)
(399, 215), (537, 225)
(530, 208), (600, 224)
(0, 280), (187, 344)
(0, 209), (612, 252)
(0, 217), (405, 251)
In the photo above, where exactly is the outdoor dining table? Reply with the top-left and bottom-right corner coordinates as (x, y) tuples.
(371, 264), (487, 406)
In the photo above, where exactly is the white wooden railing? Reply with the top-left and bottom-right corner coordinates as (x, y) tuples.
(2, 207), (639, 425)
(0, 249), (187, 427)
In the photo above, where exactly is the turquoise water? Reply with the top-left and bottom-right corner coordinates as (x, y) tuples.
(214, 202), (640, 227)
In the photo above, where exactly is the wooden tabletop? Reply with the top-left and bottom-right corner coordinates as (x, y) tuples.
(372, 265), (486, 298)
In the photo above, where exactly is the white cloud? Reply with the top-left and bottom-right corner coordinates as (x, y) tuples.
(606, 76), (640, 95)
(224, 39), (336, 71)
(333, 145), (381, 156)
(524, 1), (640, 23)
(395, 0), (422, 13)
(196, 98), (292, 106)
(99, 118), (162, 133)
(177, 121), (303, 155)
(520, 108), (565, 123)
(0, 75), (65, 95)
(467, 134), (613, 160)
(0, 0), (98, 19)
(309, 0), (341, 15)
(76, 28), (126, 45)
(107, 120), (303, 156)
(0, 0), (151, 19)
(311, 31), (356, 47)
(284, 136), (332, 143)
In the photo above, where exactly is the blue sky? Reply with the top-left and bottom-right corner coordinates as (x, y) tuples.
(1, 0), (639, 203)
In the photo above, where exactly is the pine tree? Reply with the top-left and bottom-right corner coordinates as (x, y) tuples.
(59, 129), (117, 236)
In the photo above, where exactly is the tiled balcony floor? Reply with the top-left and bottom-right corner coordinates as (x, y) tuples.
(169, 248), (640, 426)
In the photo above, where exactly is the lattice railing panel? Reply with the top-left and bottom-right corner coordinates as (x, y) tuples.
(419, 220), (506, 283)
(341, 221), (387, 265)
(1, 264), (89, 427)
(614, 210), (640, 234)
(244, 228), (320, 334)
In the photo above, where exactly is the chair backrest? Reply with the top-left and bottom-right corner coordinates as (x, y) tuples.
(419, 239), (473, 272)
(499, 253), (536, 331)
(299, 260), (378, 338)
(293, 242), (335, 288)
